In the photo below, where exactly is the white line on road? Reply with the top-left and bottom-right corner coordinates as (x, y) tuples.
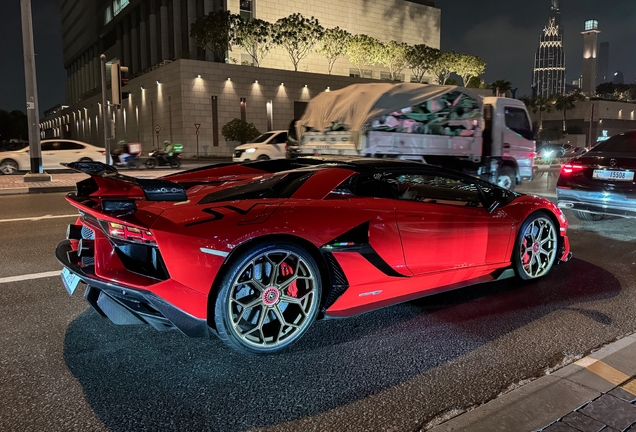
(0, 270), (61, 284)
(0, 214), (77, 223)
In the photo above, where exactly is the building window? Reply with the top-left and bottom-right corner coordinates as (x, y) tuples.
(350, 68), (372, 79)
(240, 0), (253, 21)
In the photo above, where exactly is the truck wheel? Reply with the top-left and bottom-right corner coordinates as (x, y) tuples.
(496, 166), (516, 191)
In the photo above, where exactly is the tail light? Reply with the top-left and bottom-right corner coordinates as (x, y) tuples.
(561, 163), (585, 175)
(108, 221), (156, 245)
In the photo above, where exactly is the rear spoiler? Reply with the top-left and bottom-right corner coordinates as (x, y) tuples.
(62, 161), (187, 202)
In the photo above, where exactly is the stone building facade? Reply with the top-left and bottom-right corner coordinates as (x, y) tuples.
(43, 0), (442, 157)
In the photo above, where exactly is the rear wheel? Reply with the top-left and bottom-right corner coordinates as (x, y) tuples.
(496, 166), (516, 191)
(214, 242), (321, 355)
(0, 159), (19, 175)
(513, 212), (558, 280)
(572, 210), (603, 221)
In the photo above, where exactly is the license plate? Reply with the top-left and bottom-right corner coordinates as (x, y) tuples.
(592, 169), (634, 181)
(61, 268), (81, 296)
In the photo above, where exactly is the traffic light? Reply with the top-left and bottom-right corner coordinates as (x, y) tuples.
(111, 61), (129, 107)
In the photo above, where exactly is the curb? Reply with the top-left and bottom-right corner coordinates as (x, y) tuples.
(430, 333), (636, 431)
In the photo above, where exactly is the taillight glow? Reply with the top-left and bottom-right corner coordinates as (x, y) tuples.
(108, 221), (155, 244)
(561, 163), (585, 174)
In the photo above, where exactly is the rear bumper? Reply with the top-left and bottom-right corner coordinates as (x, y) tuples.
(55, 240), (209, 338)
(557, 187), (636, 218)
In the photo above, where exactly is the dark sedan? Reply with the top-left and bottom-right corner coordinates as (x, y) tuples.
(557, 130), (636, 221)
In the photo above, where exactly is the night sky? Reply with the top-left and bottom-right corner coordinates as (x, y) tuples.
(2, 0), (635, 116)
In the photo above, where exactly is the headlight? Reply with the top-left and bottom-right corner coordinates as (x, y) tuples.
(245, 148), (256, 153)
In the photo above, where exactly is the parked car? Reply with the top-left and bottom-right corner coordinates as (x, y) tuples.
(537, 143), (586, 160)
(56, 157), (571, 355)
(0, 139), (106, 174)
(557, 130), (636, 221)
(232, 130), (288, 162)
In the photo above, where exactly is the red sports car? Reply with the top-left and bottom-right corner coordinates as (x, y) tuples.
(56, 158), (571, 355)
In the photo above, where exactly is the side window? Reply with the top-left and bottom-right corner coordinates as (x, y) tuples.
(58, 141), (84, 150)
(41, 142), (56, 151)
(504, 107), (533, 139)
(354, 172), (484, 206)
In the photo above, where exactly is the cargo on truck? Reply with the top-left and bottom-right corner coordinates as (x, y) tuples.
(295, 83), (535, 190)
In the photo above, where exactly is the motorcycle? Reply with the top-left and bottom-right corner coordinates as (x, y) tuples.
(145, 150), (182, 169)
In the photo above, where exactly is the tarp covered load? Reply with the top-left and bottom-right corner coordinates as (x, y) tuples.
(296, 83), (483, 141)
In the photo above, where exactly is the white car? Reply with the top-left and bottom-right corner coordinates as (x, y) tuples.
(232, 130), (288, 162)
(0, 139), (106, 174)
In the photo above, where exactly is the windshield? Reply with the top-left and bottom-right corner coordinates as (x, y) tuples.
(250, 133), (275, 144)
(592, 132), (636, 153)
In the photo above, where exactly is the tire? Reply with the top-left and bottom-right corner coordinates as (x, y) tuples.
(169, 158), (181, 169)
(496, 166), (516, 191)
(572, 210), (603, 221)
(256, 154), (270, 161)
(512, 212), (558, 280)
(79, 157), (93, 163)
(213, 242), (322, 355)
(145, 159), (157, 169)
(0, 159), (19, 175)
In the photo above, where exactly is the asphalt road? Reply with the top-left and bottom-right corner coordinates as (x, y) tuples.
(1, 192), (635, 432)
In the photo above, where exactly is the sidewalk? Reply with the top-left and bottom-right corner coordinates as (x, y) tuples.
(430, 333), (636, 431)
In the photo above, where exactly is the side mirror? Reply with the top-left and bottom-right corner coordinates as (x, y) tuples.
(487, 200), (501, 214)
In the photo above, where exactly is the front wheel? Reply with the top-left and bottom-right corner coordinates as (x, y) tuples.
(513, 212), (558, 280)
(145, 159), (157, 169)
(213, 242), (322, 355)
(496, 166), (516, 191)
(572, 210), (603, 221)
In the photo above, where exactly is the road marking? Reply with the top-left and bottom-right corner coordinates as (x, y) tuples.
(0, 214), (77, 223)
(0, 270), (61, 284)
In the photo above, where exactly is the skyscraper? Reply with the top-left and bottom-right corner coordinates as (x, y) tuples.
(581, 20), (601, 94)
(597, 42), (610, 85)
(533, 0), (566, 97)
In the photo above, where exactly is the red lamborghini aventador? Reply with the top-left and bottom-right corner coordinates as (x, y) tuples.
(56, 158), (571, 355)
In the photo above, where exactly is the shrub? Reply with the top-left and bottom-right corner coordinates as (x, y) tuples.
(221, 118), (260, 143)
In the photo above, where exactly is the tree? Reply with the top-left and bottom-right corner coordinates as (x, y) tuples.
(221, 118), (260, 144)
(0, 110), (28, 141)
(273, 13), (324, 71)
(190, 10), (240, 62)
(553, 92), (585, 133)
(316, 27), (351, 74)
(377, 41), (409, 81)
(346, 34), (382, 77)
(234, 18), (274, 67)
(429, 51), (460, 85)
(521, 95), (552, 131)
(455, 54), (486, 87)
(489, 80), (512, 96)
(406, 44), (440, 84)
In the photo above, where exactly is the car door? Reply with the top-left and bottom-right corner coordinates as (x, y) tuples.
(267, 132), (287, 159)
(40, 141), (59, 170)
(356, 170), (513, 276)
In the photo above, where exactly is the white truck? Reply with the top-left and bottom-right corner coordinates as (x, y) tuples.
(294, 83), (535, 190)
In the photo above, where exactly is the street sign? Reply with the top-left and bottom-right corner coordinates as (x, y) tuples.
(154, 125), (161, 133)
(194, 123), (201, 131)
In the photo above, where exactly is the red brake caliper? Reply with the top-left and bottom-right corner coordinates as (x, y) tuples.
(280, 262), (298, 298)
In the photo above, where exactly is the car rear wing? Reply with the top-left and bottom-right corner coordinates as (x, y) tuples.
(62, 161), (187, 202)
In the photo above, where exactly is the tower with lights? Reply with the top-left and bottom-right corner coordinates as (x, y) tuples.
(581, 20), (601, 94)
(532, 0), (566, 97)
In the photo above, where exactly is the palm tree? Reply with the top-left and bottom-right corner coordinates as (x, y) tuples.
(552, 92), (585, 133)
(489, 80), (512, 97)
